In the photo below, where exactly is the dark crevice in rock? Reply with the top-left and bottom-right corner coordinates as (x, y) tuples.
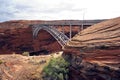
(29, 50), (49, 56)
(63, 53), (120, 80)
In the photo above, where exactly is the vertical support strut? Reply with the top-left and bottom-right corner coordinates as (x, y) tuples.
(62, 25), (64, 34)
(69, 22), (72, 39)
(79, 24), (81, 32)
(81, 10), (85, 31)
(81, 21), (84, 31)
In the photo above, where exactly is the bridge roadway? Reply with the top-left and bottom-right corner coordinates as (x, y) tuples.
(30, 24), (70, 48)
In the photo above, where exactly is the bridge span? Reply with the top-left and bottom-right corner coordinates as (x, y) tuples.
(30, 24), (70, 48)
(30, 19), (105, 49)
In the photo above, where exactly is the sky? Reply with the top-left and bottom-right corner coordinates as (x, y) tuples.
(0, 0), (120, 22)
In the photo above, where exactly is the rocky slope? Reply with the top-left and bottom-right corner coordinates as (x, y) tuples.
(64, 17), (120, 80)
(0, 52), (62, 80)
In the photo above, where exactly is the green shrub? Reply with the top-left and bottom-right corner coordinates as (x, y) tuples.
(0, 60), (3, 64)
(42, 56), (69, 80)
(22, 52), (29, 56)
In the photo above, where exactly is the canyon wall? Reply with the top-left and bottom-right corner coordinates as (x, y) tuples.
(0, 20), (101, 54)
(64, 17), (120, 80)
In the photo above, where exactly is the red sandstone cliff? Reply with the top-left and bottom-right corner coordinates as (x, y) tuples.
(65, 17), (120, 68)
(0, 20), (57, 54)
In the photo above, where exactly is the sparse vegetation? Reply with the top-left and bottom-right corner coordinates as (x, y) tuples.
(42, 56), (69, 80)
(0, 60), (3, 64)
(22, 52), (29, 56)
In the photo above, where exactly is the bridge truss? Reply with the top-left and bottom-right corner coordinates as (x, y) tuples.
(30, 24), (69, 47)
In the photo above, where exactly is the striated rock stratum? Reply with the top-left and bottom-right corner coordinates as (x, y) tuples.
(67, 17), (120, 48)
(65, 17), (120, 67)
(64, 17), (120, 80)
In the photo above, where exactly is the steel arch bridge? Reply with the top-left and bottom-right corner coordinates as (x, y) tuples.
(30, 24), (69, 47)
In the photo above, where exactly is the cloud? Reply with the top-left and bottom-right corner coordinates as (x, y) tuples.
(0, 0), (17, 21)
(0, 0), (86, 22)
(0, 0), (120, 22)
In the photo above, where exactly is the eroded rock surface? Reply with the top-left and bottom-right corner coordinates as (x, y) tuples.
(65, 17), (120, 67)
(64, 17), (120, 80)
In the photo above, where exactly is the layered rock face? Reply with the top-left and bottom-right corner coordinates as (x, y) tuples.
(65, 17), (120, 66)
(64, 54), (120, 80)
(64, 17), (120, 80)
(67, 18), (120, 47)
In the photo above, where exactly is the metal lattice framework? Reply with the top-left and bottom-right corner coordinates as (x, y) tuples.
(31, 24), (69, 47)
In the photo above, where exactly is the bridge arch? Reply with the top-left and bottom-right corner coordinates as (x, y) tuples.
(31, 24), (69, 48)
